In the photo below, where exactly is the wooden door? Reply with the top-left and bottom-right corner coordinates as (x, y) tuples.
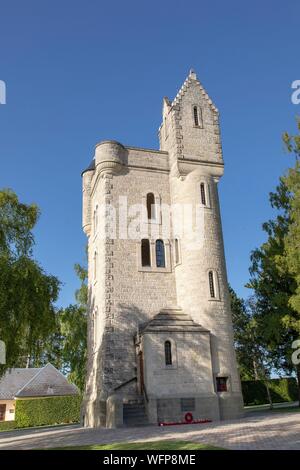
(0, 404), (6, 421)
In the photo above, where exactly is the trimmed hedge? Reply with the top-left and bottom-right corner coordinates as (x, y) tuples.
(242, 378), (299, 406)
(15, 395), (81, 428)
(0, 420), (17, 432)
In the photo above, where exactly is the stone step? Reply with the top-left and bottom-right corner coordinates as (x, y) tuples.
(123, 395), (144, 405)
(124, 408), (147, 417)
(124, 407), (146, 414)
(123, 418), (149, 426)
(124, 412), (147, 419)
(123, 402), (149, 427)
(124, 400), (145, 405)
(124, 404), (146, 411)
(123, 419), (150, 427)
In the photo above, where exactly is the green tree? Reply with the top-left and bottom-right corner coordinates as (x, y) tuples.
(248, 121), (300, 405)
(230, 286), (255, 380)
(0, 188), (38, 256)
(282, 120), (300, 315)
(230, 287), (277, 408)
(43, 262), (88, 391)
(57, 263), (88, 392)
(0, 189), (60, 374)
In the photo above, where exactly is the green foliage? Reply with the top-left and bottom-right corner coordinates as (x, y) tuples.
(74, 262), (88, 306)
(58, 302), (87, 392)
(242, 378), (298, 406)
(47, 263), (88, 392)
(0, 420), (17, 432)
(247, 121), (300, 404)
(0, 189), (60, 375)
(0, 188), (39, 256)
(282, 117), (300, 159)
(247, 175), (296, 358)
(230, 287), (274, 381)
(281, 120), (300, 315)
(230, 286), (255, 380)
(55, 441), (223, 450)
(15, 395), (81, 428)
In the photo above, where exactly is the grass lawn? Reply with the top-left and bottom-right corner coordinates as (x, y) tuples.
(244, 403), (300, 414)
(55, 440), (223, 450)
(261, 406), (300, 413)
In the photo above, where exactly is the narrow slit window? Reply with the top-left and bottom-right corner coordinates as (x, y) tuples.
(94, 251), (97, 279)
(193, 106), (199, 127)
(209, 271), (215, 298)
(146, 193), (155, 220)
(141, 239), (151, 267)
(93, 307), (98, 349)
(165, 341), (172, 365)
(200, 183), (206, 206)
(94, 206), (98, 234)
(175, 238), (180, 264)
(156, 239), (165, 268)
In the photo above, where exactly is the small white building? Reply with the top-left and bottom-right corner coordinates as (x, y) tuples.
(0, 363), (78, 422)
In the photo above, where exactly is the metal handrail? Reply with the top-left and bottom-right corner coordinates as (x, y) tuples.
(113, 376), (137, 391)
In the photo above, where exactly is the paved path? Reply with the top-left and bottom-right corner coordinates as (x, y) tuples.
(0, 411), (300, 450)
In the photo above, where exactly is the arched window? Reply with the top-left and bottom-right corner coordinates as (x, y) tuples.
(156, 239), (165, 268)
(208, 271), (215, 298)
(200, 183), (206, 206)
(193, 105), (203, 127)
(94, 251), (97, 279)
(165, 341), (172, 365)
(175, 238), (180, 265)
(141, 239), (151, 267)
(146, 192), (155, 220)
(193, 106), (199, 127)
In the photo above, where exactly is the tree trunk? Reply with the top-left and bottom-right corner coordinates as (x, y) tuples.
(25, 354), (31, 368)
(253, 359), (259, 380)
(265, 381), (273, 410)
(259, 362), (272, 409)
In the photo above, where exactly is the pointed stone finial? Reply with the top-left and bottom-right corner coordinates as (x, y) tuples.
(189, 69), (197, 80)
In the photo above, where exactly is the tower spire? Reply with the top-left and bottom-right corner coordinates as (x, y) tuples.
(189, 68), (197, 80)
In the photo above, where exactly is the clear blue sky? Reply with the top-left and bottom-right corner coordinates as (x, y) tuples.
(0, 0), (299, 307)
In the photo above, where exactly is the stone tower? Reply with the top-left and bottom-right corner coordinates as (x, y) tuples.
(81, 70), (243, 428)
